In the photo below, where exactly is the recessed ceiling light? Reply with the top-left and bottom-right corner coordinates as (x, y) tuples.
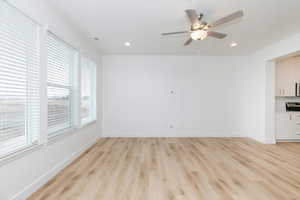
(89, 36), (100, 41)
(124, 42), (131, 46)
(230, 41), (238, 47)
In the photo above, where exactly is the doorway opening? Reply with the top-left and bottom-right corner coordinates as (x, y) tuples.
(266, 51), (300, 143)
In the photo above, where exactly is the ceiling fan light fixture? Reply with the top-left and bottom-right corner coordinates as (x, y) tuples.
(161, 9), (244, 46)
(190, 30), (208, 40)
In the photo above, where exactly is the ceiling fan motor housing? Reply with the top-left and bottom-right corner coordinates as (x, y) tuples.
(198, 13), (204, 20)
(191, 21), (208, 31)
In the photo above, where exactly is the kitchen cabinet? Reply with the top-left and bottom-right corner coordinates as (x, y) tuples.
(276, 57), (300, 97)
(276, 112), (300, 140)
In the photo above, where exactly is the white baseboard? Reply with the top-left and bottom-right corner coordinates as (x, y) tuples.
(264, 139), (277, 144)
(102, 135), (244, 138)
(276, 139), (300, 142)
(246, 136), (276, 144)
(10, 140), (97, 200)
(102, 130), (244, 138)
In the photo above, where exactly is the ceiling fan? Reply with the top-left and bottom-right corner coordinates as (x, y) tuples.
(161, 9), (244, 46)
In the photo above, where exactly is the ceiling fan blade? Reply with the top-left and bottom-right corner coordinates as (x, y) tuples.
(161, 31), (189, 36)
(209, 10), (244, 27)
(184, 38), (193, 46)
(207, 31), (227, 39)
(185, 9), (201, 26)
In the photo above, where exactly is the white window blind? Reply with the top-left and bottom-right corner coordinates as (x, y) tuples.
(0, 0), (40, 157)
(81, 57), (96, 125)
(47, 32), (78, 137)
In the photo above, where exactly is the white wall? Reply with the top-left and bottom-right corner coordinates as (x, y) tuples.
(100, 31), (300, 144)
(102, 32), (300, 142)
(231, 53), (267, 143)
(103, 55), (250, 137)
(0, 0), (102, 200)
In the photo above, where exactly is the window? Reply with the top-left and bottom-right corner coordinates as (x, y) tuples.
(46, 32), (78, 137)
(0, 0), (98, 160)
(81, 57), (96, 125)
(0, 0), (40, 156)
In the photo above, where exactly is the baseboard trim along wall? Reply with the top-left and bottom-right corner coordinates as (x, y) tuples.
(102, 130), (244, 138)
(264, 139), (277, 144)
(10, 140), (97, 200)
(276, 139), (300, 143)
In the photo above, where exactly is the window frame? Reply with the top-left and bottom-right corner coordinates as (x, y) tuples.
(46, 31), (79, 139)
(0, 0), (42, 159)
(80, 56), (97, 126)
(47, 82), (73, 137)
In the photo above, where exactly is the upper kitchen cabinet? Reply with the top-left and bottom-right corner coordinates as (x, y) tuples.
(276, 56), (300, 97)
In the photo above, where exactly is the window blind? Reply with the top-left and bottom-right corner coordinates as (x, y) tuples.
(46, 32), (77, 137)
(0, 0), (40, 157)
(81, 57), (96, 125)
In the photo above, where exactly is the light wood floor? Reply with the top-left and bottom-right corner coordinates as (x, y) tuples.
(29, 138), (300, 200)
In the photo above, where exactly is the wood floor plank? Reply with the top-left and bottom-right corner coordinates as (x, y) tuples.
(29, 138), (300, 200)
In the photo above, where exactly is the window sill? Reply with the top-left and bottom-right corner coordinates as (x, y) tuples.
(81, 120), (97, 129)
(47, 127), (77, 145)
(0, 143), (43, 167)
(0, 121), (97, 166)
(47, 121), (96, 145)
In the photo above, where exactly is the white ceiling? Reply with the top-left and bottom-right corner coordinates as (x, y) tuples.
(47, 0), (300, 55)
